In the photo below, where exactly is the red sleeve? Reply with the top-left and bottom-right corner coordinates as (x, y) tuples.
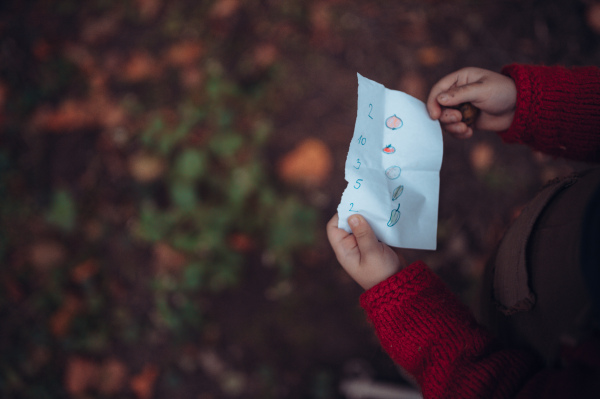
(360, 261), (538, 399)
(499, 64), (600, 162)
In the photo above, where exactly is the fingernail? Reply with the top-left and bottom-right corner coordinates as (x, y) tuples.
(348, 215), (360, 227)
(438, 94), (448, 102)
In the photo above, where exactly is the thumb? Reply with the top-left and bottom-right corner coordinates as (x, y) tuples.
(437, 82), (483, 108)
(348, 215), (380, 259)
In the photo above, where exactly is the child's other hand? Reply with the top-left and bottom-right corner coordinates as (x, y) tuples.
(426, 67), (517, 139)
(327, 214), (407, 290)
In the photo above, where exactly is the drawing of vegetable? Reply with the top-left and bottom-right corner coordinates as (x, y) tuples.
(383, 144), (396, 154)
(385, 165), (401, 180)
(385, 114), (403, 130)
(387, 203), (401, 227)
(392, 185), (404, 200)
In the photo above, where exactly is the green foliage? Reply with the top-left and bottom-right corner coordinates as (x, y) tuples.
(0, 3), (321, 397)
(44, 190), (77, 232)
(131, 72), (316, 335)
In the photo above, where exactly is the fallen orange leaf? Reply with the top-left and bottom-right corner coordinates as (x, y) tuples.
(135, 0), (161, 20)
(128, 152), (166, 183)
(29, 240), (66, 271)
(210, 0), (239, 18)
(278, 138), (333, 187)
(122, 51), (161, 83)
(417, 46), (444, 67)
(228, 233), (254, 252)
(130, 363), (160, 399)
(165, 41), (205, 67)
(98, 358), (129, 395)
(253, 44), (278, 68)
(71, 259), (99, 283)
(470, 142), (495, 173)
(65, 356), (99, 395)
(50, 294), (82, 338)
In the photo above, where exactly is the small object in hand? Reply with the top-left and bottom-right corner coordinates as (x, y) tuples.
(457, 102), (480, 126)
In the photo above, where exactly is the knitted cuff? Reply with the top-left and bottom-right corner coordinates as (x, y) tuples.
(500, 64), (600, 161)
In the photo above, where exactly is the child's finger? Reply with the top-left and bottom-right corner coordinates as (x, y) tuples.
(348, 214), (380, 262)
(327, 214), (358, 261)
(439, 108), (464, 124)
(427, 70), (470, 119)
(443, 122), (473, 138)
(326, 214), (347, 247)
(436, 82), (483, 108)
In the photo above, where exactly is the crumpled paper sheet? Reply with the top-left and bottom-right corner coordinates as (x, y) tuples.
(337, 73), (443, 250)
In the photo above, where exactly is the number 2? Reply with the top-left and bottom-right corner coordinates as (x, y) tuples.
(368, 103), (373, 119)
(349, 203), (359, 212)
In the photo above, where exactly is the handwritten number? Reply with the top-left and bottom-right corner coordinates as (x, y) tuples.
(354, 158), (361, 169)
(354, 179), (363, 189)
(368, 104), (373, 119)
(349, 203), (359, 212)
(357, 135), (366, 145)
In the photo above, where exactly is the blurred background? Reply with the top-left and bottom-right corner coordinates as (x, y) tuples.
(1, 0), (600, 398)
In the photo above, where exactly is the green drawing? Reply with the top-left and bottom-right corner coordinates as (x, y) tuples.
(387, 203), (401, 227)
(392, 185), (404, 201)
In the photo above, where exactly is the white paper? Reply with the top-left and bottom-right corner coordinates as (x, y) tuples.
(337, 73), (443, 250)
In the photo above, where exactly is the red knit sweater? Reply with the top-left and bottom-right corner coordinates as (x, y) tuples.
(360, 64), (600, 398)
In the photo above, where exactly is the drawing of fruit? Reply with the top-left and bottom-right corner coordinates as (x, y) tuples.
(385, 166), (401, 180)
(385, 114), (403, 130)
(383, 144), (396, 154)
(387, 203), (401, 227)
(392, 185), (404, 200)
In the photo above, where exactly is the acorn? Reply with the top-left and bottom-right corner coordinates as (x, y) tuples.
(456, 102), (480, 126)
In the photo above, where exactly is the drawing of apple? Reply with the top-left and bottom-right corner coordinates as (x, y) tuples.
(383, 144), (396, 154)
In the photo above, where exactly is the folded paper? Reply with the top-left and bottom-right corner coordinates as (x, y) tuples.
(337, 73), (443, 250)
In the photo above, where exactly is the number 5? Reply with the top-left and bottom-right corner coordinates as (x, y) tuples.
(354, 179), (363, 189)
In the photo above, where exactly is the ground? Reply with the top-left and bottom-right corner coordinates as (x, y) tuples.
(1, 0), (600, 398)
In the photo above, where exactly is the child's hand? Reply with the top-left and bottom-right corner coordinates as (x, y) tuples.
(426, 67), (517, 139)
(327, 214), (407, 290)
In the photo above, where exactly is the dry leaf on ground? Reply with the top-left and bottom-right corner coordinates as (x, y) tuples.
(210, 0), (239, 18)
(417, 46), (444, 67)
(128, 152), (166, 182)
(130, 363), (160, 399)
(50, 294), (82, 338)
(65, 356), (99, 395)
(71, 259), (99, 283)
(135, 0), (162, 20)
(253, 44), (278, 68)
(470, 142), (495, 173)
(278, 138), (333, 187)
(98, 358), (129, 395)
(165, 41), (205, 67)
(29, 240), (66, 271)
(122, 51), (161, 82)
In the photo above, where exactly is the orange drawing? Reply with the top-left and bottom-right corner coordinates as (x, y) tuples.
(385, 114), (403, 130)
(383, 144), (396, 154)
